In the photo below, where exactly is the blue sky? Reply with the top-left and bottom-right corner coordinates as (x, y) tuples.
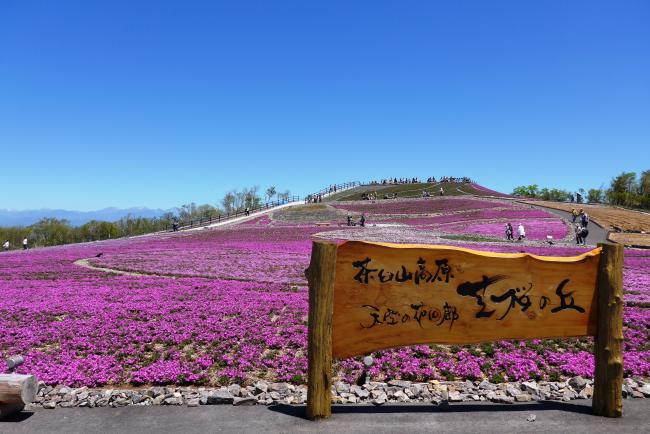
(1, 0), (648, 210)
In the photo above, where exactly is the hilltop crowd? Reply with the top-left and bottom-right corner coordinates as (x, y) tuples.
(368, 176), (474, 185)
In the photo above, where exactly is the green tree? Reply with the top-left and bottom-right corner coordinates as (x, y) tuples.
(588, 189), (602, 204)
(265, 186), (276, 202)
(512, 185), (539, 198)
(607, 172), (637, 206)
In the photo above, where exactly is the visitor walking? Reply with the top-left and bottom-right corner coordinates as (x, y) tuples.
(575, 224), (583, 245)
(580, 212), (589, 228)
(439, 187), (444, 196)
(347, 215), (352, 226)
(2, 240), (9, 251)
(517, 224), (526, 241)
(505, 223), (514, 240)
(245, 207), (250, 216)
(571, 208), (578, 223)
(22, 237), (28, 250)
(580, 226), (589, 245)
(360, 214), (366, 227)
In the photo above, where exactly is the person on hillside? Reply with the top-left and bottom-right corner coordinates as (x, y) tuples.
(360, 214), (366, 227)
(575, 224), (583, 244)
(347, 215), (352, 226)
(580, 212), (589, 228)
(3, 240), (9, 251)
(439, 187), (444, 196)
(580, 226), (589, 245)
(22, 237), (28, 250)
(517, 224), (526, 241)
(571, 208), (578, 223)
(245, 207), (250, 216)
(505, 223), (514, 240)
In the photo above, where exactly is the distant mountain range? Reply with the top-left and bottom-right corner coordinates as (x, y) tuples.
(0, 207), (175, 227)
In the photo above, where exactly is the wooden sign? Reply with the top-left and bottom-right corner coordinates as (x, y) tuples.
(305, 241), (624, 420)
(332, 242), (600, 358)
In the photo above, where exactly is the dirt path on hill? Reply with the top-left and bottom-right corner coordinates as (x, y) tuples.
(73, 258), (161, 277)
(519, 202), (608, 245)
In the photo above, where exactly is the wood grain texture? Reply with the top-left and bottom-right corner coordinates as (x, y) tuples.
(305, 241), (337, 420)
(592, 243), (624, 418)
(0, 374), (37, 406)
(332, 241), (601, 358)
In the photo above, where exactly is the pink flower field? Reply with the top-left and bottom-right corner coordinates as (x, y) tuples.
(1, 197), (648, 388)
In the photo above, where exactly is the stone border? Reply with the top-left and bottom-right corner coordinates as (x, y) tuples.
(28, 377), (649, 409)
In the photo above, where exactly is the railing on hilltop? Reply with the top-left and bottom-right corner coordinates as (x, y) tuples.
(305, 181), (361, 203)
(171, 196), (301, 231)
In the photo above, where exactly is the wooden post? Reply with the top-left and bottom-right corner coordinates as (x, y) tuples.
(0, 374), (37, 417)
(592, 242), (624, 417)
(305, 241), (337, 420)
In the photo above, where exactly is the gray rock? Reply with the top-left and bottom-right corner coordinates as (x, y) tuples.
(187, 398), (200, 407)
(163, 397), (181, 405)
(131, 394), (145, 405)
(43, 401), (56, 409)
(568, 376), (588, 391)
(334, 381), (350, 393)
(355, 388), (370, 398)
(562, 390), (577, 401)
(624, 378), (638, 389)
(578, 385), (593, 399)
(269, 392), (281, 401)
(270, 383), (289, 392)
(388, 379), (412, 388)
(254, 381), (269, 394)
(448, 391), (463, 402)
(227, 384), (242, 397)
(506, 386), (521, 397)
(233, 397), (257, 406)
(527, 414), (537, 422)
(638, 384), (650, 397)
(515, 394), (532, 402)
(479, 380), (496, 391)
(208, 389), (234, 405)
(521, 381), (539, 393)
(393, 390), (409, 402)
(199, 391), (209, 405)
(494, 394), (515, 404)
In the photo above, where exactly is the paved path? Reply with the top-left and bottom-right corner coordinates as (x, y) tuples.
(2, 400), (648, 434)
(518, 202), (609, 245)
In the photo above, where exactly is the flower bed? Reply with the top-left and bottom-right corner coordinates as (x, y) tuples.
(332, 197), (518, 215)
(440, 219), (569, 240)
(0, 198), (648, 388)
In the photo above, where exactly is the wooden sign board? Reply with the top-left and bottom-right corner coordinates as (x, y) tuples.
(305, 241), (624, 420)
(332, 242), (600, 358)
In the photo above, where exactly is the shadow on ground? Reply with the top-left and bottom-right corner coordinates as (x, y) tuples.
(268, 400), (594, 420)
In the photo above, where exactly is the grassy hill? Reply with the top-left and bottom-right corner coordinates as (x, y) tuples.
(325, 182), (507, 202)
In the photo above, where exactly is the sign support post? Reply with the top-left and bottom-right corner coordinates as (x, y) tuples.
(305, 241), (336, 421)
(592, 242), (624, 417)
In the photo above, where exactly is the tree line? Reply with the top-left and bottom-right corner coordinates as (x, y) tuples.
(0, 185), (290, 250)
(512, 170), (650, 209)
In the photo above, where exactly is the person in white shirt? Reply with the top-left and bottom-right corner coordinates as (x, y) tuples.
(3, 240), (9, 251)
(23, 237), (28, 250)
(518, 224), (526, 241)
